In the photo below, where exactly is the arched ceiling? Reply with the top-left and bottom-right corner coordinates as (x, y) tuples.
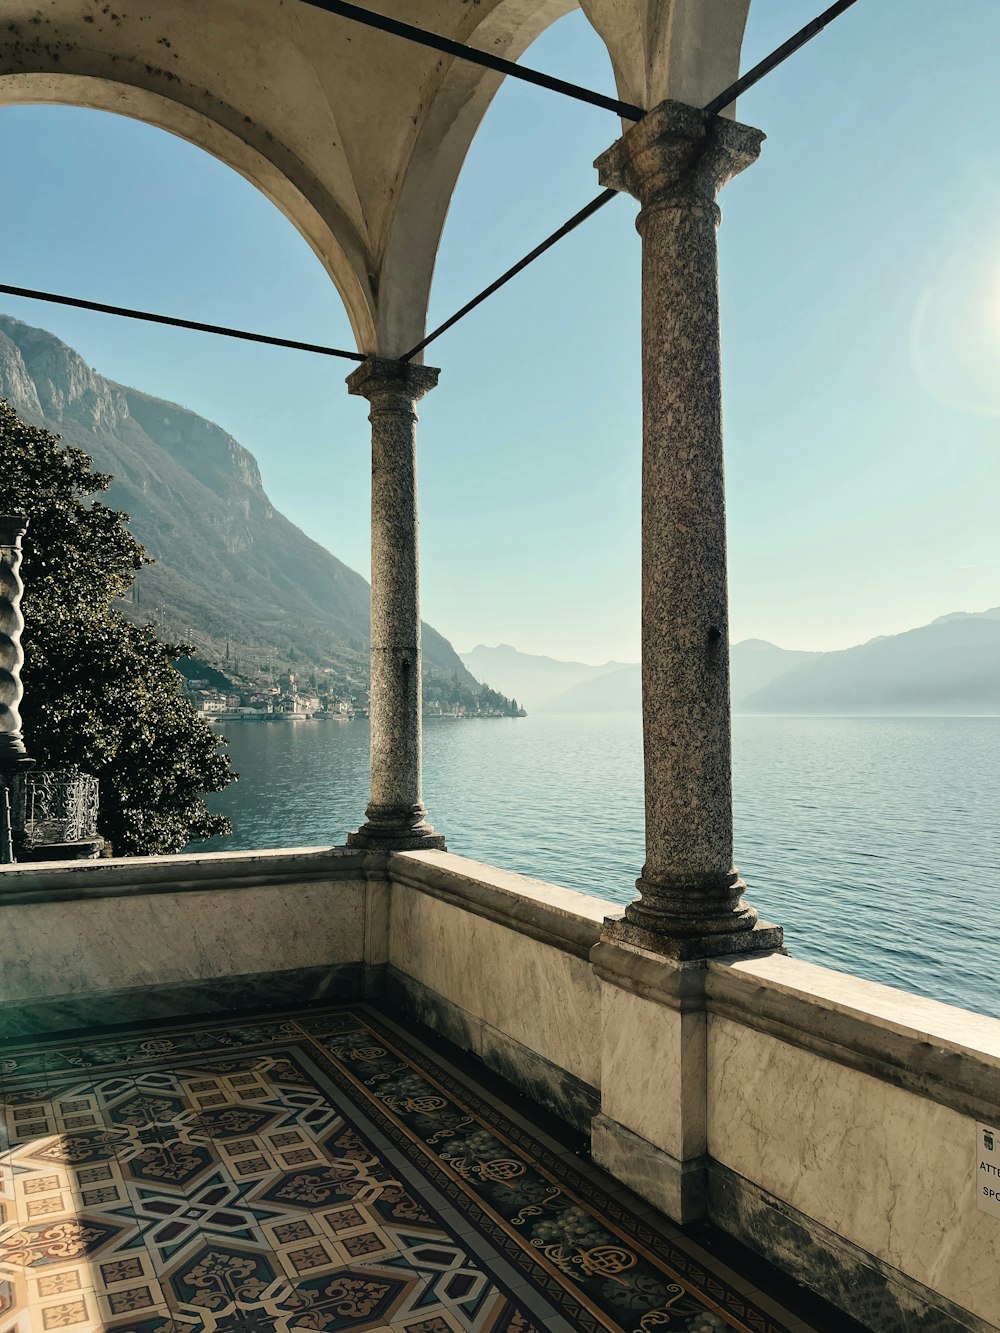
(0, 0), (751, 357)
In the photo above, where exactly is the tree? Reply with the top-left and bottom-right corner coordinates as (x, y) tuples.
(0, 400), (235, 855)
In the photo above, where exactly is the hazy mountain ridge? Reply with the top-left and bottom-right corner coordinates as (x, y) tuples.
(466, 617), (1000, 716)
(463, 639), (820, 713)
(542, 663), (639, 713)
(741, 615), (1000, 714)
(459, 643), (628, 710)
(0, 315), (475, 686)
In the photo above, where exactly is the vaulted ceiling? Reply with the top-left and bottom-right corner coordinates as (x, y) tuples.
(0, 0), (750, 354)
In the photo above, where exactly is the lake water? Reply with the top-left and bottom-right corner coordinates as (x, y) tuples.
(203, 714), (1000, 1020)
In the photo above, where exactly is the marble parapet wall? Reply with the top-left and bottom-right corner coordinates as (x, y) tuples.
(0, 847), (381, 1034)
(1, 845), (997, 1330)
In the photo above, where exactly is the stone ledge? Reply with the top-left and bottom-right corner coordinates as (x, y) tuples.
(707, 953), (1000, 1123)
(0, 845), (369, 904)
(590, 938), (708, 1012)
(389, 849), (606, 961)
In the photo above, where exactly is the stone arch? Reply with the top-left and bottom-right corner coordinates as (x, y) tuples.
(373, 0), (751, 354)
(0, 69), (379, 352)
(0, 0), (752, 358)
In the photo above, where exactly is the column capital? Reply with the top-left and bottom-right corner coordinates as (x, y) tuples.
(346, 357), (440, 405)
(595, 100), (763, 221)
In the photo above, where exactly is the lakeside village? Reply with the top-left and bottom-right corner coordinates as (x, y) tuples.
(182, 668), (525, 723)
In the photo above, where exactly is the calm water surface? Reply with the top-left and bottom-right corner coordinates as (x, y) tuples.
(203, 715), (1000, 1019)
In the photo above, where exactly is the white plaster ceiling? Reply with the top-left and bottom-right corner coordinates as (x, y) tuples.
(0, 0), (751, 355)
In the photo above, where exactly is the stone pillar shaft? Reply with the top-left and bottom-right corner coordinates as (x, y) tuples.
(596, 101), (781, 958)
(347, 359), (445, 852)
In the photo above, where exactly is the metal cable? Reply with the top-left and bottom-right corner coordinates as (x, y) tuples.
(296, 0), (643, 122)
(1, 4), (861, 368)
(0, 283), (366, 362)
(400, 0), (862, 361)
(399, 190), (617, 364)
(703, 0), (861, 117)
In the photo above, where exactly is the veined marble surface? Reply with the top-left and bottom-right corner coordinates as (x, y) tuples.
(600, 982), (704, 1161)
(0, 879), (369, 1004)
(388, 882), (601, 1089)
(707, 1013), (1000, 1329)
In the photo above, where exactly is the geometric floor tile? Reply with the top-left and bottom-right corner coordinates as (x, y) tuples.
(1, 1005), (816, 1333)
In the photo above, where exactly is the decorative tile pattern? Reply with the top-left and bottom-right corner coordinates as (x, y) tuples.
(1, 1008), (801, 1332)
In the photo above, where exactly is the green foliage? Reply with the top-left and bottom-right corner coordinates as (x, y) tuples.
(174, 656), (243, 693)
(0, 400), (236, 855)
(422, 672), (523, 717)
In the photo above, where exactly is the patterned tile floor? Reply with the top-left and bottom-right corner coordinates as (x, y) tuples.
(0, 1006), (822, 1333)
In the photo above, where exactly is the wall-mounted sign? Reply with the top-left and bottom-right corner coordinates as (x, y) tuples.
(977, 1122), (1000, 1218)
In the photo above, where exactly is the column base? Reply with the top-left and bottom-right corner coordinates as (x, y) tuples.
(347, 825), (446, 852)
(603, 913), (784, 961)
(347, 802), (445, 852)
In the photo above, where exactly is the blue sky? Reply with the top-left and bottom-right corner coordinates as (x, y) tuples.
(1, 0), (998, 662)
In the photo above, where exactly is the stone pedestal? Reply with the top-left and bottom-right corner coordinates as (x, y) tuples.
(346, 360), (445, 852)
(591, 938), (709, 1223)
(19, 839), (104, 862)
(592, 933), (714, 1221)
(595, 102), (781, 960)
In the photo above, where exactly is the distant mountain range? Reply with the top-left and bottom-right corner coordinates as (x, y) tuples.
(0, 315), (476, 691)
(462, 611), (1000, 715)
(5, 315), (996, 718)
(458, 644), (632, 712)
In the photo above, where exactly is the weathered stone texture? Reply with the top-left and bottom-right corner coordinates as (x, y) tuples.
(347, 360), (445, 851)
(596, 102), (780, 958)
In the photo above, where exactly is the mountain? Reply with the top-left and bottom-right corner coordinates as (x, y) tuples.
(0, 315), (475, 689)
(539, 639), (819, 713)
(543, 663), (639, 713)
(458, 644), (627, 711)
(931, 607), (1000, 624)
(741, 616), (1000, 714)
(470, 617), (1000, 716)
(729, 639), (822, 705)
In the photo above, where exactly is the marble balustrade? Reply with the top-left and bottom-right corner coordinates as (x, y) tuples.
(1, 845), (997, 1331)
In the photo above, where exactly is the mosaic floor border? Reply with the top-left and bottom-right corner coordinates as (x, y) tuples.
(1, 1005), (808, 1333)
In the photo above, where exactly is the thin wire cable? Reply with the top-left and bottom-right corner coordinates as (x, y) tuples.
(1, 4), (859, 369)
(401, 0), (861, 362)
(703, 0), (860, 117)
(399, 190), (617, 364)
(296, 0), (643, 122)
(0, 283), (366, 362)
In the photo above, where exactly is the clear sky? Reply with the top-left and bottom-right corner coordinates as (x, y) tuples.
(1, 0), (998, 663)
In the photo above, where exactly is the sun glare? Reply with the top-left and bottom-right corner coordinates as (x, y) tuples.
(911, 251), (1000, 417)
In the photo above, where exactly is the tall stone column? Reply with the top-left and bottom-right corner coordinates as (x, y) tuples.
(347, 359), (445, 852)
(596, 102), (781, 959)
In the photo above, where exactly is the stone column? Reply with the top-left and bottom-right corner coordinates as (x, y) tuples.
(596, 101), (781, 959)
(347, 359), (445, 852)
(0, 516), (34, 863)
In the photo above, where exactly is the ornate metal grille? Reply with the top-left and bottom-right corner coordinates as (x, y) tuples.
(20, 770), (100, 846)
